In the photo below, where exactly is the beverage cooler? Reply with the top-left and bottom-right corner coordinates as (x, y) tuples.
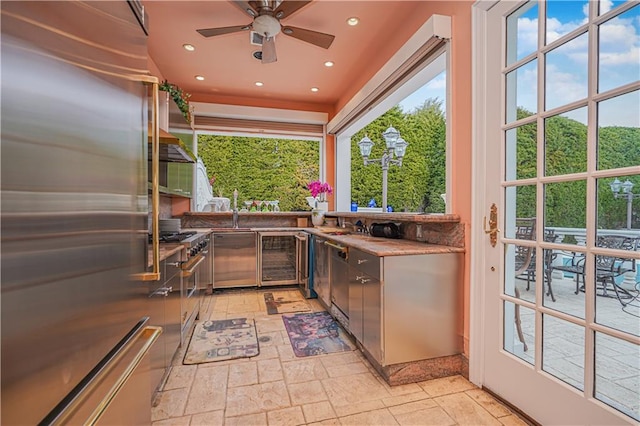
(258, 231), (309, 290)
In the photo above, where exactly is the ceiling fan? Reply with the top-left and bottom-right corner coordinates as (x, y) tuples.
(196, 1), (335, 64)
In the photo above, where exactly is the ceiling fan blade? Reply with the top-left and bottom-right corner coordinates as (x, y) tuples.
(261, 36), (277, 63)
(273, 1), (312, 19)
(231, 1), (261, 18)
(281, 26), (335, 49)
(196, 24), (252, 38)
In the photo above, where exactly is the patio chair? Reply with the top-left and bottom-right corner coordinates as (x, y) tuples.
(552, 235), (639, 306)
(594, 235), (638, 306)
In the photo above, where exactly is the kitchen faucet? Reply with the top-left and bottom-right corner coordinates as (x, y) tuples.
(232, 189), (239, 229)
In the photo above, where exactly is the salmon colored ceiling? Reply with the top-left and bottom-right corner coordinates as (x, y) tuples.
(144, 1), (441, 113)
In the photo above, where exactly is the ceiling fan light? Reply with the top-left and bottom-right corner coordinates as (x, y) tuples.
(253, 15), (281, 37)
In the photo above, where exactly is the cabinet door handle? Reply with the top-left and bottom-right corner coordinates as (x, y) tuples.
(356, 275), (365, 281)
(360, 278), (371, 283)
(357, 259), (368, 264)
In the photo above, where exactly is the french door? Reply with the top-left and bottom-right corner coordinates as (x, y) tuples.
(476, 0), (639, 424)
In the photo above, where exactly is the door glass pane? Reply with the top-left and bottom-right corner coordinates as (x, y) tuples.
(506, 1), (539, 66)
(505, 185), (537, 239)
(504, 300), (535, 365)
(594, 251), (640, 337)
(544, 180), (587, 246)
(506, 122), (537, 180)
(595, 333), (640, 421)
(545, 33), (588, 111)
(542, 315), (585, 390)
(597, 90), (640, 170)
(597, 175), (640, 233)
(599, 1), (633, 15)
(507, 243), (536, 300)
(598, 5), (640, 93)
(543, 248), (585, 319)
(506, 59), (538, 124)
(546, 0), (588, 44)
(544, 107), (587, 176)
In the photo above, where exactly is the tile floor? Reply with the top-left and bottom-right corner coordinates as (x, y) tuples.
(151, 288), (529, 426)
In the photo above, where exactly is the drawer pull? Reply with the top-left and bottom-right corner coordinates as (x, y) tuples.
(357, 259), (368, 264)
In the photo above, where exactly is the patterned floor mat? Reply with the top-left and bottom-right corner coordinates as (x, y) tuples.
(183, 318), (259, 364)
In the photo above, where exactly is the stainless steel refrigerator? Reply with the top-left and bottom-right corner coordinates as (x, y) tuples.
(1, 1), (160, 424)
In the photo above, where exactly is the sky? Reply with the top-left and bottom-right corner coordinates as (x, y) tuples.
(511, 0), (639, 128)
(397, 71), (447, 114)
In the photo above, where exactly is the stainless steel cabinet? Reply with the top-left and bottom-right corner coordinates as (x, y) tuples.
(213, 232), (257, 288)
(149, 251), (181, 396)
(312, 236), (331, 307)
(348, 248), (382, 364)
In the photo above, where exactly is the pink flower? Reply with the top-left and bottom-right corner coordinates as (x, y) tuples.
(209, 176), (216, 186)
(307, 180), (333, 198)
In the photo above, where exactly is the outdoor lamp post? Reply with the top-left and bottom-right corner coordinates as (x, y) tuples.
(610, 178), (640, 229)
(357, 126), (409, 211)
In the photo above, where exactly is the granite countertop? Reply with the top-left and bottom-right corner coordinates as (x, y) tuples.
(305, 228), (464, 257)
(324, 212), (460, 223)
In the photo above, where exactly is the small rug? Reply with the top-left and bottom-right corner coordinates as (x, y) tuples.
(282, 311), (354, 357)
(183, 318), (259, 365)
(264, 291), (312, 315)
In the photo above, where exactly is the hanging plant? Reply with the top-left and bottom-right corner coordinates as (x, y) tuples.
(159, 80), (191, 123)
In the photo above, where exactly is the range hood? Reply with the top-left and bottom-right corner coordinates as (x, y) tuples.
(148, 125), (195, 163)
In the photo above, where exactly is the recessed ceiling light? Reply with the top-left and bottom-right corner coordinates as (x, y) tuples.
(195, 75), (205, 81)
(324, 61), (334, 67)
(347, 17), (359, 26)
(311, 87), (319, 92)
(255, 81), (264, 87)
(183, 43), (195, 51)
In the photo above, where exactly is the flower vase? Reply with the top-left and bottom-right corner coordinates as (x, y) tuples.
(316, 201), (329, 212)
(311, 209), (325, 226)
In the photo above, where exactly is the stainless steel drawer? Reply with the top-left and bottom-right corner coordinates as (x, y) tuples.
(348, 248), (380, 279)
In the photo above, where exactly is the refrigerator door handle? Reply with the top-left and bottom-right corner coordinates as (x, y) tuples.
(48, 322), (162, 426)
(131, 77), (161, 281)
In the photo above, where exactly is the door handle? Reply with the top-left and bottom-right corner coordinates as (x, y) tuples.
(483, 203), (500, 248)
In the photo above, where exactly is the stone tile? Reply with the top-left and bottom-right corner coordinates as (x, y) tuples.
(190, 410), (224, 426)
(163, 365), (197, 390)
(184, 365), (228, 415)
(225, 380), (291, 417)
(258, 358), (283, 383)
(151, 388), (189, 421)
(499, 414), (530, 425)
(288, 380), (329, 405)
(225, 412), (267, 425)
(324, 360), (370, 377)
(418, 375), (477, 397)
(387, 398), (438, 416)
(302, 401), (337, 423)
(383, 391), (432, 408)
(339, 408), (399, 425)
(254, 344), (279, 360)
(465, 389), (513, 418)
(319, 351), (363, 367)
(381, 381), (425, 397)
(267, 406), (306, 426)
(255, 316), (287, 333)
(332, 399), (386, 417)
(277, 344), (297, 361)
(322, 372), (391, 408)
(434, 393), (501, 425)
(282, 358), (329, 384)
(228, 361), (258, 387)
(307, 419), (341, 426)
(392, 406), (456, 426)
(151, 415), (191, 426)
(257, 330), (285, 346)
